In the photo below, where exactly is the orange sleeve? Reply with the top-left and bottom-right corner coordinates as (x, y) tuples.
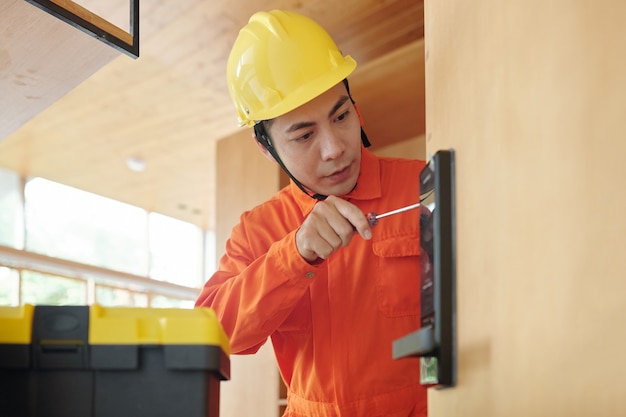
(195, 218), (322, 354)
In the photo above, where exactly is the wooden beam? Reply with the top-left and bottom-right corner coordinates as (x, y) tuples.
(351, 39), (426, 149)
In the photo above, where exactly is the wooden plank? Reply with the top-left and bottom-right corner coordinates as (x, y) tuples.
(26, 0), (138, 57)
(0, 0), (119, 140)
(50, 0), (132, 44)
(425, 0), (626, 415)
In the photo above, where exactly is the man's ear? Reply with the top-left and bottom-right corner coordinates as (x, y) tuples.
(253, 133), (275, 162)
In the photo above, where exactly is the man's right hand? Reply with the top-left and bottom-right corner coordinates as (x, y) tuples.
(295, 195), (372, 263)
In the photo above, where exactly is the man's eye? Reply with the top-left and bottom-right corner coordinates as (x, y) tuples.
(295, 132), (313, 142)
(336, 110), (350, 122)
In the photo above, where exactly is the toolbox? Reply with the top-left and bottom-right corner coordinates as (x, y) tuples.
(0, 304), (230, 417)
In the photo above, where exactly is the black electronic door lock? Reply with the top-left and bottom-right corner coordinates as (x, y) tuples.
(392, 149), (456, 388)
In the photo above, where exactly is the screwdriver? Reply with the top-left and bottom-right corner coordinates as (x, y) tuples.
(366, 203), (421, 226)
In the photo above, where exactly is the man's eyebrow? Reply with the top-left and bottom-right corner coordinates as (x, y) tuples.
(284, 96), (351, 134)
(286, 121), (315, 133)
(328, 96), (350, 118)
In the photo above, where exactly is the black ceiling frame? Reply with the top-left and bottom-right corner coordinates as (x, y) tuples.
(26, 0), (139, 59)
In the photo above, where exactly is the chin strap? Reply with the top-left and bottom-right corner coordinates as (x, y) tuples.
(254, 123), (327, 200)
(343, 79), (371, 148)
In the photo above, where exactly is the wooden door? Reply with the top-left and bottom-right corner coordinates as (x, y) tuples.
(425, 1), (626, 415)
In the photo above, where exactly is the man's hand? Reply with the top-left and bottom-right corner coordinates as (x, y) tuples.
(296, 196), (372, 263)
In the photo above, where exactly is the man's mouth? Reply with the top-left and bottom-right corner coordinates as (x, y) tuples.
(325, 163), (352, 182)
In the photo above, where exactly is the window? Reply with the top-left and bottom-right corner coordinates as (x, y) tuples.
(95, 284), (148, 307)
(149, 212), (203, 288)
(150, 295), (195, 309)
(0, 174), (208, 308)
(0, 168), (24, 249)
(21, 270), (87, 305)
(0, 267), (19, 306)
(24, 178), (149, 276)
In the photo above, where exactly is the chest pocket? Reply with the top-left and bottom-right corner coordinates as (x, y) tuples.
(372, 233), (421, 317)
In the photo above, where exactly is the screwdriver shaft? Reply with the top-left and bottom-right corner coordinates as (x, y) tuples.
(366, 202), (421, 226)
(375, 202), (421, 219)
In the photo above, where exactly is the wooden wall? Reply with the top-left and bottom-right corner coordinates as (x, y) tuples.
(425, 0), (626, 415)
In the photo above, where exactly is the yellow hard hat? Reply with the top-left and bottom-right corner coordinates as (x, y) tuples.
(227, 10), (357, 127)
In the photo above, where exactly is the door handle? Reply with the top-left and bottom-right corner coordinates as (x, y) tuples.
(392, 326), (435, 358)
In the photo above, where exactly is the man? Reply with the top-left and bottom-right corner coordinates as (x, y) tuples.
(196, 9), (427, 417)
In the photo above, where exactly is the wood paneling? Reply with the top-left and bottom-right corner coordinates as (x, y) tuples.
(0, 0), (425, 231)
(425, 0), (626, 415)
(0, 0), (119, 139)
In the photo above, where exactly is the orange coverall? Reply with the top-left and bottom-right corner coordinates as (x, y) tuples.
(196, 149), (427, 417)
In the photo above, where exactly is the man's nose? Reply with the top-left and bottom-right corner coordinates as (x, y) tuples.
(319, 129), (345, 161)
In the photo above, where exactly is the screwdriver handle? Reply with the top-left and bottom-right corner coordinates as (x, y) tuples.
(367, 212), (379, 226)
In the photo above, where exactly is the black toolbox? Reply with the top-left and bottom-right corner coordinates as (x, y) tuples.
(0, 304), (230, 417)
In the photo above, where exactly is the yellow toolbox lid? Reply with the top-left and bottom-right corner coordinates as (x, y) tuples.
(0, 304), (35, 344)
(89, 305), (230, 355)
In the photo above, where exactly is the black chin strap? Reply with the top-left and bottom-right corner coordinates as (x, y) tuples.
(254, 123), (327, 200)
(254, 79), (371, 201)
(343, 79), (371, 148)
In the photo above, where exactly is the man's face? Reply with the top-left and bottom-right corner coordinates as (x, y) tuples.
(264, 82), (363, 197)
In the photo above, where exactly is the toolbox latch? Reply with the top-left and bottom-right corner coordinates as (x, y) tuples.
(32, 305), (90, 369)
